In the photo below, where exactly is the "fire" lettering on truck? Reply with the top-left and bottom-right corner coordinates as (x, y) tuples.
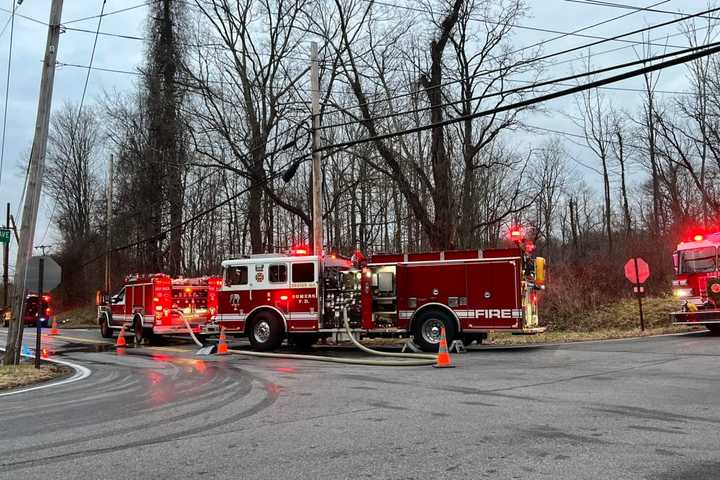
(476, 309), (523, 319)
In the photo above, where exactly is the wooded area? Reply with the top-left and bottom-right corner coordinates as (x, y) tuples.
(40, 0), (720, 319)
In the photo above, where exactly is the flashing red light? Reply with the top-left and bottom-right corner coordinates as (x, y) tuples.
(293, 248), (308, 256)
(155, 305), (163, 312)
(42, 295), (50, 302)
(508, 225), (525, 242)
(45, 307), (52, 315)
(184, 287), (193, 294)
(279, 295), (289, 301)
(525, 241), (536, 253)
(694, 234), (704, 242)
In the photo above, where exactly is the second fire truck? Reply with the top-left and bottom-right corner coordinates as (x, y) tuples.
(97, 274), (223, 342)
(209, 239), (546, 352)
(671, 231), (720, 334)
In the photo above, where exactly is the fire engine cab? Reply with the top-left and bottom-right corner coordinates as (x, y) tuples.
(97, 274), (222, 342)
(209, 244), (546, 352)
(670, 231), (720, 334)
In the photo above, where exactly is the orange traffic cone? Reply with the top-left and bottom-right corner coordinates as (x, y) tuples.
(50, 319), (59, 336)
(433, 327), (455, 368)
(217, 327), (229, 355)
(116, 324), (127, 347)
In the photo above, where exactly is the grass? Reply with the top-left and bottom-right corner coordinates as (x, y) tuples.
(0, 363), (71, 391)
(53, 305), (98, 329)
(359, 295), (694, 347)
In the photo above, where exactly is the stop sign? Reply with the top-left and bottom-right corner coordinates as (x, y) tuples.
(624, 257), (650, 285)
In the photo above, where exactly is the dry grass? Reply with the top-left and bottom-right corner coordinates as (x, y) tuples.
(54, 305), (98, 329)
(0, 363), (71, 390)
(359, 295), (690, 347)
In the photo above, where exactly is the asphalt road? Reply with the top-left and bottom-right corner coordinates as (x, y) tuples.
(1, 328), (719, 479)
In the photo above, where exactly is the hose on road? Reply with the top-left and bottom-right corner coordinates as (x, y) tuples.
(191, 308), (438, 367)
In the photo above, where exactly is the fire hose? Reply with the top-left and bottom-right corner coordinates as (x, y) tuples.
(180, 309), (437, 367)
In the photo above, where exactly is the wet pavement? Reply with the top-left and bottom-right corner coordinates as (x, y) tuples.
(1, 327), (719, 479)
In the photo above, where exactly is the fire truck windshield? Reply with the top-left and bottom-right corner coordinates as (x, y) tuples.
(679, 247), (717, 274)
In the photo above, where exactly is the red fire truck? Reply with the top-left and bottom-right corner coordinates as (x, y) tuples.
(670, 231), (720, 334)
(97, 274), (222, 342)
(208, 243), (546, 352)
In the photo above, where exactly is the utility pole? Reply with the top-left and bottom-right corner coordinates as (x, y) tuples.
(3, 0), (64, 366)
(310, 41), (323, 257)
(2, 203), (9, 310)
(105, 154), (113, 293)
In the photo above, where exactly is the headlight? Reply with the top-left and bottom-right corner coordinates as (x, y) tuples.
(673, 287), (693, 298)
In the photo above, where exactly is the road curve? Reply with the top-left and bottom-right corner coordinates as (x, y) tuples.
(1, 328), (719, 479)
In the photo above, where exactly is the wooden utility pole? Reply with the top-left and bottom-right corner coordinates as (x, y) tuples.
(3, 0), (64, 366)
(310, 42), (323, 257)
(105, 154), (113, 293)
(2, 202), (9, 310)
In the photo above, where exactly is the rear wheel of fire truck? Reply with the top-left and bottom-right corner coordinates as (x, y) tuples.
(248, 312), (284, 351)
(412, 309), (457, 353)
(99, 314), (113, 339)
(705, 324), (720, 335)
(133, 316), (146, 344)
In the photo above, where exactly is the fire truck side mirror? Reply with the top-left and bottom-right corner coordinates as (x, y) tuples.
(534, 257), (546, 286)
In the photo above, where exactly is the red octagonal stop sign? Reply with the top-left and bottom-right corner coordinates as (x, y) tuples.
(624, 257), (650, 284)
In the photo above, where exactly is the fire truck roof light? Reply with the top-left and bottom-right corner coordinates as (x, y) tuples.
(694, 234), (704, 242)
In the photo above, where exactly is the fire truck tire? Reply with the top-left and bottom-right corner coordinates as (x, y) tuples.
(248, 312), (284, 351)
(133, 316), (146, 344)
(705, 324), (720, 335)
(412, 309), (457, 352)
(99, 315), (113, 338)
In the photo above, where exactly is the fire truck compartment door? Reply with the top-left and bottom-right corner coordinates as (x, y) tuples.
(466, 260), (521, 328)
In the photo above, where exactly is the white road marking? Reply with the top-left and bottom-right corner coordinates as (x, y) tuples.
(0, 348), (92, 397)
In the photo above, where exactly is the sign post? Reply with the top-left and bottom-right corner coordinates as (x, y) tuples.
(26, 256), (61, 368)
(35, 258), (44, 369)
(624, 257), (650, 331)
(0, 228), (10, 244)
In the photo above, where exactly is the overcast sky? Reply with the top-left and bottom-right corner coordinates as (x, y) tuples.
(0, 0), (711, 273)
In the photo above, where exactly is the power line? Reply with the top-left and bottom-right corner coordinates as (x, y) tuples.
(63, 1), (151, 25)
(75, 0), (107, 118)
(565, 0), (720, 19)
(316, 40), (720, 154)
(42, 1), (108, 244)
(0, 0), (16, 189)
(319, 41), (718, 131)
(320, 5), (720, 116)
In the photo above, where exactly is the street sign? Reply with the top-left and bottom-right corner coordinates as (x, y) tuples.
(0, 228), (10, 244)
(624, 257), (649, 332)
(624, 257), (650, 284)
(25, 255), (62, 292)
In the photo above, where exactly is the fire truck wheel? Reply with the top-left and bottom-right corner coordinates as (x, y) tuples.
(412, 309), (457, 353)
(705, 324), (720, 335)
(99, 315), (113, 338)
(248, 312), (284, 351)
(133, 316), (145, 344)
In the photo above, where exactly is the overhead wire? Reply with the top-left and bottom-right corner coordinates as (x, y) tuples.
(315, 40), (720, 154)
(41, 0), (108, 245)
(318, 40), (720, 131)
(318, 5), (720, 116)
(0, 0), (16, 189)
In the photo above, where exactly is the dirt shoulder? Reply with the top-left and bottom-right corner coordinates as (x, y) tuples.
(0, 362), (73, 391)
